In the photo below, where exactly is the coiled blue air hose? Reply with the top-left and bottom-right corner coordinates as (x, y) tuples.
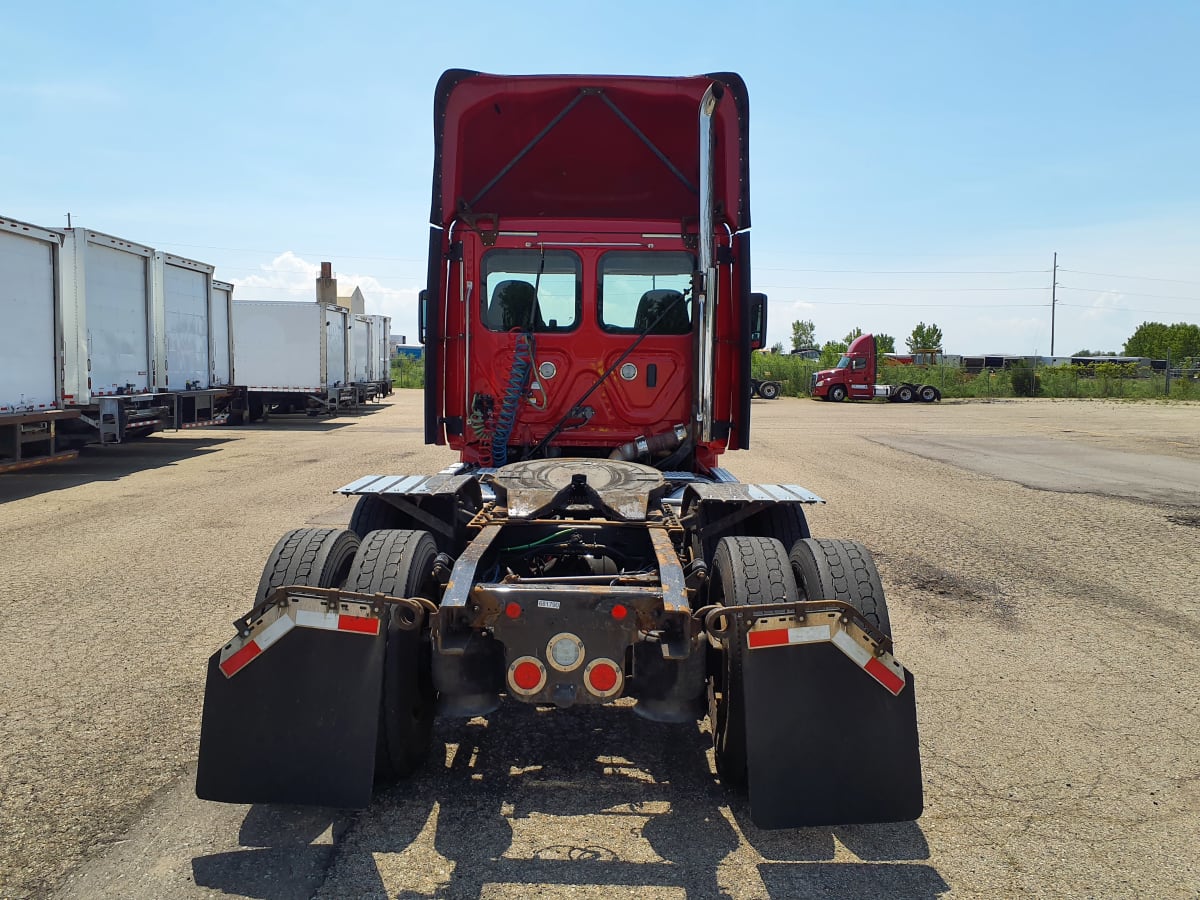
(492, 332), (533, 467)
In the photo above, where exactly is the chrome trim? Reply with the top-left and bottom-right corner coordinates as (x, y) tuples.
(697, 84), (721, 443)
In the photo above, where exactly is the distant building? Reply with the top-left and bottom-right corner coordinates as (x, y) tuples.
(336, 286), (365, 315)
(315, 261), (366, 314)
(390, 334), (422, 359)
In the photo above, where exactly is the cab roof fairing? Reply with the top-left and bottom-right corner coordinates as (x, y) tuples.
(428, 69), (750, 232)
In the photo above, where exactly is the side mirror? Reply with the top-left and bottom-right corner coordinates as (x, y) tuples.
(749, 292), (767, 351)
(418, 290), (428, 345)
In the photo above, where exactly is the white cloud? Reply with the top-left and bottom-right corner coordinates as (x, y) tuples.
(229, 252), (421, 342)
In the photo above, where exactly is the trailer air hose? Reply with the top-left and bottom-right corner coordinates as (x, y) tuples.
(492, 331), (534, 467)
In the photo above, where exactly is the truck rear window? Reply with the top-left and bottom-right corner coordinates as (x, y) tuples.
(598, 251), (694, 334)
(481, 249), (580, 332)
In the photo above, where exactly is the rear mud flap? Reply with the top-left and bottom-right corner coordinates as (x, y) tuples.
(196, 625), (384, 808)
(742, 639), (922, 828)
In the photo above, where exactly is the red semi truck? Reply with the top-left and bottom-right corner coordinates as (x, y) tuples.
(811, 334), (942, 403)
(195, 71), (922, 829)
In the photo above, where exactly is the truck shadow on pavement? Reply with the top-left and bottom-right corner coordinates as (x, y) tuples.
(235, 402), (393, 432)
(192, 704), (946, 899)
(0, 435), (230, 503)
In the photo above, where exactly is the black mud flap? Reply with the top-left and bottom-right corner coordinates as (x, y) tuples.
(196, 625), (384, 808)
(742, 641), (922, 828)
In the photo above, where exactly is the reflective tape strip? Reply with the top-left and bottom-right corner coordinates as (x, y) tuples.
(338, 614), (380, 635)
(746, 613), (907, 696)
(747, 624), (830, 649)
(864, 656), (906, 695)
(218, 595), (381, 678)
(219, 641), (260, 678)
(255, 613), (296, 650)
(295, 607), (380, 636)
(295, 608), (340, 630)
(831, 627), (872, 667)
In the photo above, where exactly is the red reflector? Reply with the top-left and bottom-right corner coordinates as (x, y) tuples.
(588, 662), (618, 693)
(865, 655), (905, 696)
(611, 604), (627, 620)
(747, 628), (790, 649)
(505, 602), (522, 619)
(219, 641), (261, 677)
(337, 614), (379, 635)
(513, 660), (542, 691)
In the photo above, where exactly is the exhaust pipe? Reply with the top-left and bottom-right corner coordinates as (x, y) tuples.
(696, 83), (722, 443)
(608, 424), (689, 462)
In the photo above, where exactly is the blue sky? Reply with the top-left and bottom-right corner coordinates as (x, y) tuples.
(3, 1), (1198, 355)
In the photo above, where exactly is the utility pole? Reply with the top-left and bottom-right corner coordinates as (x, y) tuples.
(1050, 251), (1058, 356)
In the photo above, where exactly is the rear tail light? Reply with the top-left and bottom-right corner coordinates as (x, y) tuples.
(508, 656), (547, 696)
(583, 658), (623, 698)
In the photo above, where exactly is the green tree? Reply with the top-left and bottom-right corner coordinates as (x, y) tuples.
(770, 341), (784, 354)
(844, 326), (864, 343)
(1124, 321), (1200, 360)
(819, 339), (848, 368)
(875, 333), (896, 353)
(906, 322), (944, 353)
(791, 319), (816, 351)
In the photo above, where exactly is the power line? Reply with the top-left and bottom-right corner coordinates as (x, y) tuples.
(754, 285), (1046, 292)
(142, 239), (427, 263)
(767, 299), (1048, 308)
(1058, 285), (1200, 303)
(1059, 268), (1200, 287)
(1058, 301), (1197, 316)
(231, 284), (417, 296)
(755, 266), (1050, 275)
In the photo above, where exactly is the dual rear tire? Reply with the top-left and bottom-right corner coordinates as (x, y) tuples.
(707, 534), (893, 785)
(256, 526), (438, 785)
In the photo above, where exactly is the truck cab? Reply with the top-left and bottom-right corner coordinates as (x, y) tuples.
(811, 334), (941, 403)
(421, 70), (762, 472)
(811, 334), (877, 401)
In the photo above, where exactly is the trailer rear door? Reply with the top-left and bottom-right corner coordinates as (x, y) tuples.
(0, 222), (58, 412)
(211, 281), (233, 385)
(87, 242), (152, 394)
(352, 315), (370, 382)
(325, 306), (347, 387)
(162, 258), (211, 389)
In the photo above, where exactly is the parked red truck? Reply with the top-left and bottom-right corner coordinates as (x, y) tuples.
(195, 71), (922, 829)
(811, 334), (942, 402)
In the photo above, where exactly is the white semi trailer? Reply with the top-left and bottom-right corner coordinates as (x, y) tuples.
(152, 253), (242, 427)
(232, 300), (356, 419)
(0, 217), (80, 471)
(55, 227), (245, 442)
(347, 313), (393, 402)
(1, 217), (246, 462)
(367, 313), (393, 397)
